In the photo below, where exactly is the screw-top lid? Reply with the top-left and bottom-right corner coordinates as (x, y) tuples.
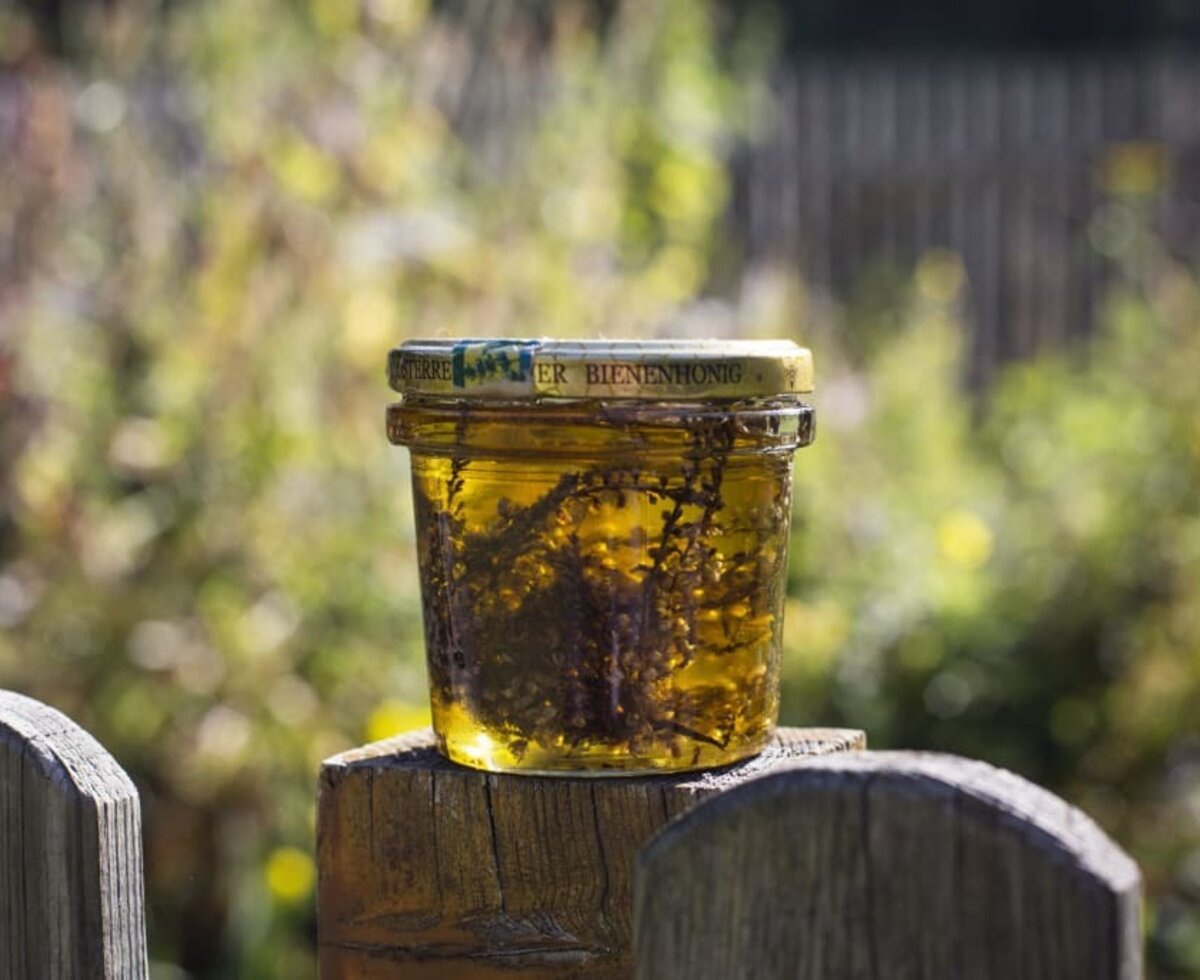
(388, 338), (813, 400)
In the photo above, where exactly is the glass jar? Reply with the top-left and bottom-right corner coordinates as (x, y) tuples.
(386, 339), (815, 775)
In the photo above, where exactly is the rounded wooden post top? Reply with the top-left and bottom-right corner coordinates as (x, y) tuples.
(634, 751), (1142, 980)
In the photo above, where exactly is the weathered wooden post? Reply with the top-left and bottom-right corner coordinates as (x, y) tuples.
(316, 726), (865, 978)
(0, 690), (149, 980)
(635, 752), (1143, 980)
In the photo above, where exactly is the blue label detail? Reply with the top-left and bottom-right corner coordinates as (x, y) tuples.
(451, 342), (466, 388)
(449, 340), (540, 388)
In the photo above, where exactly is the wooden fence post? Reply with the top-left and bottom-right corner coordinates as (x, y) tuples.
(0, 690), (149, 980)
(634, 751), (1142, 980)
(316, 726), (865, 979)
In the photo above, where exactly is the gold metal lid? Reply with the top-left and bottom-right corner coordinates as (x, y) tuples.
(387, 339), (813, 400)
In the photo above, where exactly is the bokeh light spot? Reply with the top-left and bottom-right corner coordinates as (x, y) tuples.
(266, 847), (316, 905)
(936, 510), (994, 570)
(366, 699), (432, 743)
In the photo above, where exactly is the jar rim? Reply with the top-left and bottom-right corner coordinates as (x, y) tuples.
(387, 338), (814, 401)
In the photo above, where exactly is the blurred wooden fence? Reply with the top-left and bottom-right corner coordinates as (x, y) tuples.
(729, 54), (1200, 384)
(438, 42), (1200, 382)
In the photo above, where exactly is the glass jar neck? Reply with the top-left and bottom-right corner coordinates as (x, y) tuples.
(387, 396), (815, 459)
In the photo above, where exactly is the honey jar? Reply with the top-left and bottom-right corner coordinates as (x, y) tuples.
(387, 339), (814, 774)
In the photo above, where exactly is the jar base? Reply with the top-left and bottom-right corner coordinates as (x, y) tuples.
(435, 725), (775, 777)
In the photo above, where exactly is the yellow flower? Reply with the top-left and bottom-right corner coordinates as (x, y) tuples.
(309, 0), (357, 38)
(369, 0), (428, 38)
(266, 847), (315, 905)
(268, 137), (340, 204)
(937, 510), (994, 570)
(783, 598), (849, 672)
(365, 699), (432, 744)
(341, 287), (397, 372)
(915, 249), (966, 305)
(1098, 141), (1169, 197)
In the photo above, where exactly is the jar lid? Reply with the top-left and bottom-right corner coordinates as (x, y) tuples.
(387, 338), (813, 400)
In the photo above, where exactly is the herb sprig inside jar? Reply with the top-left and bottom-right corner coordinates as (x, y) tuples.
(387, 339), (814, 775)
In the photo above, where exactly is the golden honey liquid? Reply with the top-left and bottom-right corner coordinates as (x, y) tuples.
(395, 400), (807, 774)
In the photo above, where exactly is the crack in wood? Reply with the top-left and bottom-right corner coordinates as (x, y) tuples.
(588, 782), (613, 951)
(481, 776), (506, 914)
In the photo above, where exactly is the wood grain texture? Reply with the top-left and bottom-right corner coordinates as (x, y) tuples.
(634, 751), (1142, 980)
(317, 726), (865, 979)
(0, 691), (148, 980)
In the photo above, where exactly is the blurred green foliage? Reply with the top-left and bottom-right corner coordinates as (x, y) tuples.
(786, 237), (1200, 975)
(1, 1), (1199, 976)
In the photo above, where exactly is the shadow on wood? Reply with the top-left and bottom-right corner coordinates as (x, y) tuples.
(317, 726), (865, 979)
(0, 690), (148, 980)
(634, 751), (1142, 980)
